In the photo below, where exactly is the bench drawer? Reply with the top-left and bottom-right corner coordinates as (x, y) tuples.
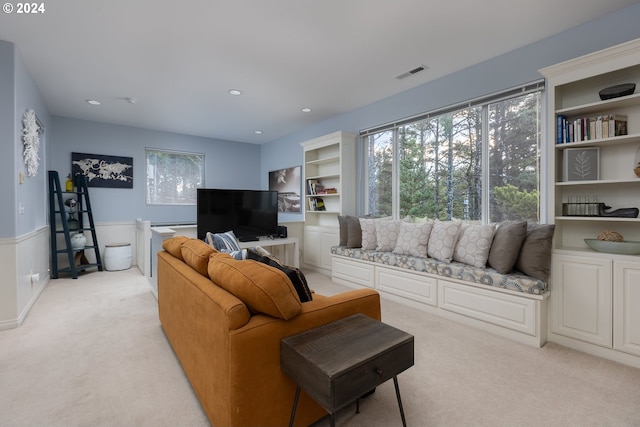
(376, 266), (437, 307)
(332, 257), (374, 288)
(439, 279), (537, 336)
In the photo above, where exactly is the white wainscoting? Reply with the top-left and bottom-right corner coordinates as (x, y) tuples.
(0, 227), (50, 330)
(136, 219), (151, 278)
(88, 222), (138, 266)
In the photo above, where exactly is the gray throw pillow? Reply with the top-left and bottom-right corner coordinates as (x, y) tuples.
(515, 223), (555, 282)
(487, 221), (527, 274)
(338, 215), (348, 246)
(345, 216), (362, 248)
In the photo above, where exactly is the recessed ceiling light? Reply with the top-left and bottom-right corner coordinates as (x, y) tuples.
(228, 89), (243, 96)
(254, 130), (263, 135)
(86, 99), (101, 106)
(125, 97), (137, 104)
(301, 107), (312, 113)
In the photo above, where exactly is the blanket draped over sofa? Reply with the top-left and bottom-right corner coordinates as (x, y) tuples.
(157, 236), (381, 427)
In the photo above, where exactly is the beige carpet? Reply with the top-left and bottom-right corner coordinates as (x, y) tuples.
(2, 268), (640, 427)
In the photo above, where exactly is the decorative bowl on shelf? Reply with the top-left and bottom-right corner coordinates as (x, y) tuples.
(598, 83), (636, 100)
(584, 239), (640, 255)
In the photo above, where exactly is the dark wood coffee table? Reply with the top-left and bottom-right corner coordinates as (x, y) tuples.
(280, 313), (414, 427)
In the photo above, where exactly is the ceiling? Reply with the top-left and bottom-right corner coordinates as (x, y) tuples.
(1, 1), (639, 144)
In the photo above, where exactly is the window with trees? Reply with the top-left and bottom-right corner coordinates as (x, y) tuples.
(364, 83), (543, 223)
(146, 148), (205, 205)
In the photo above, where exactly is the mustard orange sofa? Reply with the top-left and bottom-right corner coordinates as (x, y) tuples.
(157, 237), (381, 427)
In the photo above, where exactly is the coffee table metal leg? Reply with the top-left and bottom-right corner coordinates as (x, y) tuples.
(329, 412), (336, 427)
(393, 376), (407, 427)
(289, 386), (301, 427)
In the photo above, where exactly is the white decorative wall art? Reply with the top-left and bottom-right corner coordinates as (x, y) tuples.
(22, 109), (42, 177)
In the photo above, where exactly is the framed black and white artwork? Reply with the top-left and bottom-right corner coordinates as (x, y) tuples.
(563, 148), (599, 182)
(72, 152), (133, 188)
(269, 166), (302, 213)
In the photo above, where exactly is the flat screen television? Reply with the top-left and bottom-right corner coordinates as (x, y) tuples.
(197, 188), (278, 241)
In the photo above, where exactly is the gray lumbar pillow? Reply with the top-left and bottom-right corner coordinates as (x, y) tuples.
(487, 220), (527, 274)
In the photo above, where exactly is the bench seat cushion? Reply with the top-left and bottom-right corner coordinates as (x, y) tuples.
(331, 246), (547, 295)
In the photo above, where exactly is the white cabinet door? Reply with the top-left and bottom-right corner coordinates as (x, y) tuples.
(304, 226), (337, 273)
(551, 254), (612, 347)
(613, 260), (640, 357)
(303, 228), (322, 268)
(320, 230), (338, 271)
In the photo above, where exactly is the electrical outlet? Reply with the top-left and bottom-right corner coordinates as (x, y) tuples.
(19, 203), (25, 215)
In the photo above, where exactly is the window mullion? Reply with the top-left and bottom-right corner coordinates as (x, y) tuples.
(481, 105), (490, 224)
(392, 128), (400, 219)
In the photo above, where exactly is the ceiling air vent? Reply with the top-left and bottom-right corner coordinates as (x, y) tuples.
(395, 65), (428, 80)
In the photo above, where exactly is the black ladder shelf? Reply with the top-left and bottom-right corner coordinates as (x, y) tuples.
(48, 170), (103, 279)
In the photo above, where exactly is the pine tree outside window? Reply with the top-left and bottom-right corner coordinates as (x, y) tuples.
(363, 83), (543, 223)
(146, 148), (205, 205)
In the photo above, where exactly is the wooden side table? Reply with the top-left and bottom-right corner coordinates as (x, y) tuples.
(281, 314), (414, 427)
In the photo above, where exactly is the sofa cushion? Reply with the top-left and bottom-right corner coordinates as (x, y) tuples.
(393, 221), (433, 257)
(487, 220), (527, 274)
(375, 219), (402, 251)
(208, 253), (302, 320)
(427, 220), (462, 263)
(453, 223), (496, 268)
(516, 224), (555, 282)
(162, 236), (190, 261)
(246, 249), (313, 303)
(181, 239), (217, 277)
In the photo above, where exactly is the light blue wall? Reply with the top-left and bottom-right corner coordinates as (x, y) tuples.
(49, 116), (262, 224)
(15, 47), (50, 237)
(0, 41), (16, 238)
(0, 40), (50, 239)
(260, 2), (640, 215)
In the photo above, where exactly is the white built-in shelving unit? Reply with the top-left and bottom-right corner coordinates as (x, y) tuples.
(540, 38), (640, 369)
(300, 131), (356, 274)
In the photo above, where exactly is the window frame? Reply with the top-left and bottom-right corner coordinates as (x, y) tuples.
(360, 81), (547, 224)
(145, 148), (205, 206)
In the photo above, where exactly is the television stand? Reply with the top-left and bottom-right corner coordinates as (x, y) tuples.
(237, 237), (299, 268)
(238, 236), (259, 242)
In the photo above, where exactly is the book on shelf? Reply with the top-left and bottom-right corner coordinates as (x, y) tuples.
(306, 179), (323, 195)
(307, 197), (326, 211)
(557, 115), (566, 144)
(610, 114), (628, 137)
(556, 114), (627, 143)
